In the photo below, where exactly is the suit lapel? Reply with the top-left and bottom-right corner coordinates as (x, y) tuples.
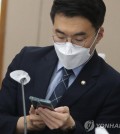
(33, 47), (58, 99)
(57, 51), (101, 107)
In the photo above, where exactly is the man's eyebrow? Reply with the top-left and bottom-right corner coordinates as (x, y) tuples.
(74, 32), (86, 36)
(55, 29), (65, 35)
(55, 29), (87, 36)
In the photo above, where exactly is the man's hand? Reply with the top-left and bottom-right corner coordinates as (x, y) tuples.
(28, 105), (46, 130)
(16, 105), (46, 134)
(36, 106), (75, 130)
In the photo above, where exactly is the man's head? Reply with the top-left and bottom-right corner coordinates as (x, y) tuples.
(51, 0), (106, 50)
(50, 0), (106, 31)
(51, 0), (106, 69)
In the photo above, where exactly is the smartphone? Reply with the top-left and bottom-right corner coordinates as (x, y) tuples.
(29, 96), (54, 110)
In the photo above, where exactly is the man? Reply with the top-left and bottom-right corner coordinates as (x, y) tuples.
(0, 0), (120, 134)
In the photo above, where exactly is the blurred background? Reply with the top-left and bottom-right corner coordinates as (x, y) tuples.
(0, 0), (120, 83)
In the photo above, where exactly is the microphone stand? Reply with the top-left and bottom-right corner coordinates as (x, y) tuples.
(20, 78), (27, 134)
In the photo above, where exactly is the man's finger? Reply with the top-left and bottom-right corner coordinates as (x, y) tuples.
(54, 106), (69, 113)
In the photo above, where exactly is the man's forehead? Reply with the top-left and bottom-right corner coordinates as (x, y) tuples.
(53, 14), (95, 36)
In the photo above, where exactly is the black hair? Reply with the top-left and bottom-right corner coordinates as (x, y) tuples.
(50, 0), (106, 30)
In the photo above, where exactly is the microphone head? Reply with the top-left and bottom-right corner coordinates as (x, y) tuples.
(95, 127), (109, 134)
(10, 70), (30, 85)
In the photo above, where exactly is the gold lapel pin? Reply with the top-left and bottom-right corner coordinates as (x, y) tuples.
(81, 80), (86, 85)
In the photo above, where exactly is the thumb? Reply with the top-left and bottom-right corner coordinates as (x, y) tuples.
(29, 105), (35, 114)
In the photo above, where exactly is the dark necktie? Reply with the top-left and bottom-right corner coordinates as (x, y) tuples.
(49, 67), (73, 107)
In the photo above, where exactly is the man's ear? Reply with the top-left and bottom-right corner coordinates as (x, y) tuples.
(96, 27), (104, 44)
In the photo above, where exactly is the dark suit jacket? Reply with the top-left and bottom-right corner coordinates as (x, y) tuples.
(0, 46), (120, 134)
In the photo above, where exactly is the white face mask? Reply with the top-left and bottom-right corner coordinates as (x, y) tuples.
(54, 30), (99, 69)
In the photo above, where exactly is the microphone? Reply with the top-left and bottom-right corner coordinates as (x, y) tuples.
(95, 127), (109, 134)
(10, 70), (30, 134)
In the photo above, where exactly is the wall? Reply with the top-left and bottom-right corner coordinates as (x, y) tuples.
(97, 0), (120, 72)
(3, 0), (43, 77)
(0, 0), (7, 83)
(2, 0), (120, 79)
